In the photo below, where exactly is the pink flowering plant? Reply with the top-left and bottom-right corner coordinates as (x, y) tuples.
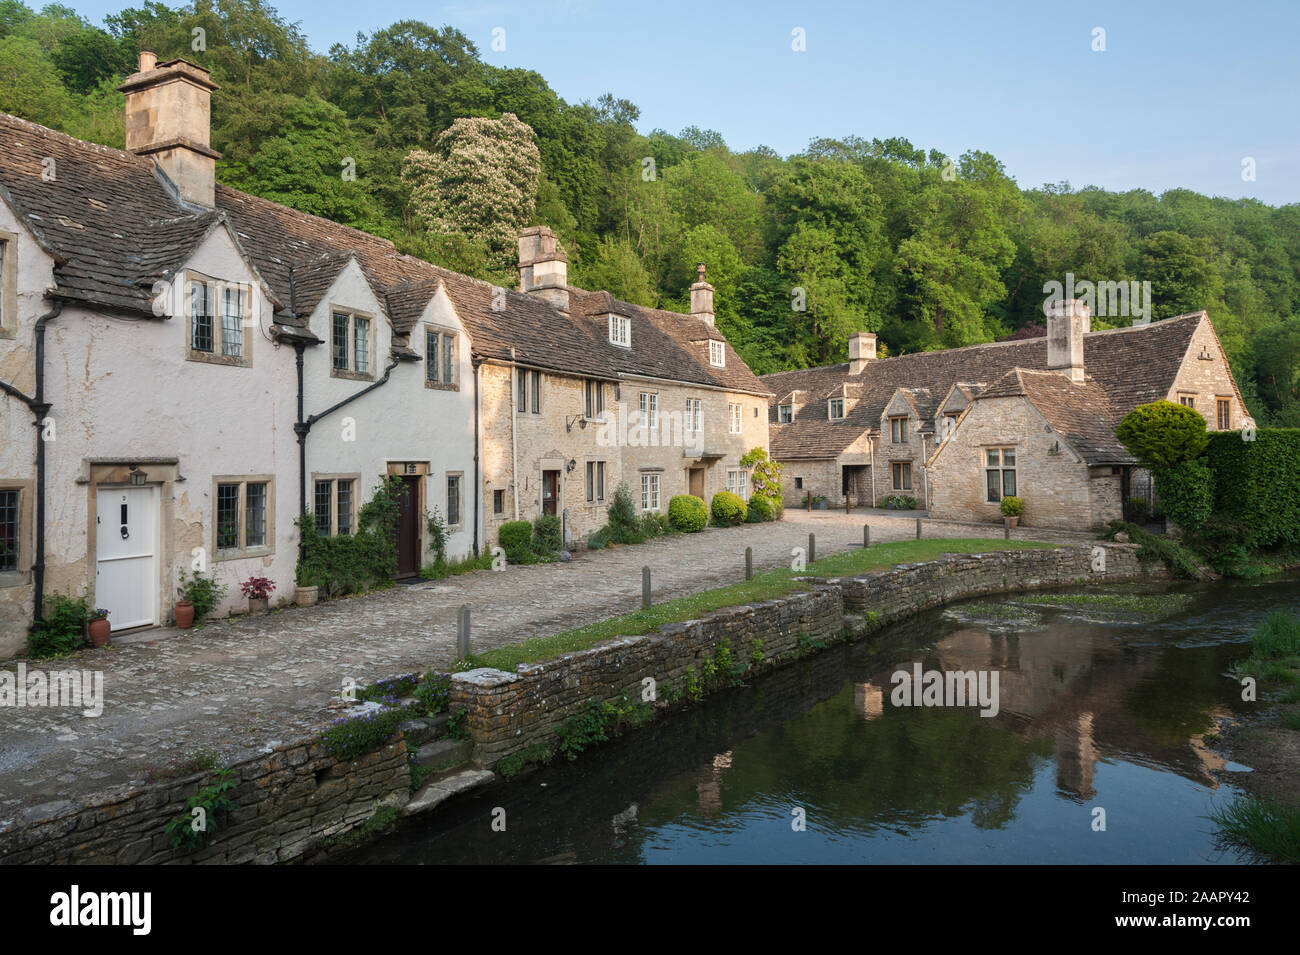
(239, 576), (276, 600)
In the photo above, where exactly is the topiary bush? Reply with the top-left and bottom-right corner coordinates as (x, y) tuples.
(606, 484), (645, 544)
(999, 495), (1024, 517)
(498, 520), (535, 563)
(668, 494), (708, 532)
(745, 493), (775, 522)
(710, 491), (747, 526)
(1116, 400), (1209, 468)
(532, 514), (562, 554)
(1155, 459), (1213, 532)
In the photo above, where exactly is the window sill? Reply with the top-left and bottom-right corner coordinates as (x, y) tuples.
(187, 350), (249, 368)
(0, 570), (29, 589)
(214, 545), (274, 562)
(332, 368), (375, 382)
(425, 380), (460, 391)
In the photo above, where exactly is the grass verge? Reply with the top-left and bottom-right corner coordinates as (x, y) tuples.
(463, 538), (1057, 672)
(1207, 797), (1300, 863)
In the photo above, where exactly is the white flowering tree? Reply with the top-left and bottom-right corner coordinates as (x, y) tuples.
(402, 112), (542, 269)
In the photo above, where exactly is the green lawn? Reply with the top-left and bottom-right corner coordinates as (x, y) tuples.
(463, 537), (1058, 672)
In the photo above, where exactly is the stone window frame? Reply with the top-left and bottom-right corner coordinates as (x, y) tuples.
(984, 447), (1018, 503)
(640, 472), (661, 512)
(794, 476), (804, 490)
(585, 459), (607, 504)
(311, 472), (360, 537)
(0, 229), (18, 340)
(890, 460), (912, 492)
(584, 378), (606, 421)
(639, 391), (659, 431)
(185, 271), (253, 368)
(889, 415), (910, 444)
(1216, 396), (1232, 430)
(728, 401), (743, 433)
(446, 471), (464, 529)
(211, 474), (275, 561)
(726, 467), (749, 500)
(1177, 393), (1196, 409)
(424, 323), (459, 391)
(492, 488), (506, 516)
(828, 397), (845, 420)
(330, 306), (377, 381)
(709, 340), (725, 367)
(0, 478), (33, 587)
(685, 397), (703, 433)
(609, 313), (631, 348)
(778, 404), (793, 424)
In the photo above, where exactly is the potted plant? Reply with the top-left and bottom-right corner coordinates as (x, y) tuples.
(88, 608), (111, 647)
(240, 576), (275, 615)
(176, 567), (225, 630)
(1000, 495), (1024, 527)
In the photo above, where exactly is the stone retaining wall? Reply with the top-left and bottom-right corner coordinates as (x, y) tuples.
(0, 735), (409, 864)
(451, 543), (1164, 768)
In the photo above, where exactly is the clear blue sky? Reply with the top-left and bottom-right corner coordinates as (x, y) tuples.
(74, 0), (1300, 204)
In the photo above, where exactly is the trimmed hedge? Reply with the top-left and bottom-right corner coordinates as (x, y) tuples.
(532, 514), (562, 554)
(710, 491), (747, 526)
(1155, 459), (1213, 532)
(1117, 400), (1209, 468)
(745, 493), (775, 522)
(1205, 429), (1300, 549)
(668, 494), (708, 532)
(498, 520), (534, 563)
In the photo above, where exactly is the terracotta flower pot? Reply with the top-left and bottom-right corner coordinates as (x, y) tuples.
(175, 601), (195, 630)
(248, 596), (269, 615)
(89, 617), (111, 647)
(1006, 516), (1020, 528)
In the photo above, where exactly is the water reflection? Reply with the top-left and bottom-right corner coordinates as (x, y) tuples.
(345, 578), (1299, 865)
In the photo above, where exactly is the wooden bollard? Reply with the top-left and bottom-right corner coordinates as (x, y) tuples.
(844, 494), (851, 515)
(915, 517), (922, 539)
(808, 532), (816, 564)
(863, 524), (870, 548)
(456, 605), (471, 662)
(745, 546), (753, 581)
(642, 566), (651, 609)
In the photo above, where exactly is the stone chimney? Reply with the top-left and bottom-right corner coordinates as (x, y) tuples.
(517, 226), (568, 312)
(1046, 299), (1089, 382)
(689, 263), (715, 327)
(119, 51), (220, 208)
(849, 331), (877, 374)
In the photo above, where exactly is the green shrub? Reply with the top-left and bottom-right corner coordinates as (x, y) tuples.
(426, 509), (449, 575)
(414, 672), (452, 715)
(319, 703), (407, 761)
(746, 493), (775, 522)
(640, 513), (663, 538)
(28, 592), (90, 658)
(710, 491), (747, 526)
(498, 520), (535, 563)
(1155, 459), (1213, 531)
(668, 494), (708, 532)
(585, 527), (609, 550)
(999, 495), (1024, 517)
(165, 768), (238, 853)
(1205, 428), (1300, 550)
(297, 478), (402, 598)
(176, 567), (227, 623)
(1252, 610), (1300, 660)
(532, 514), (563, 554)
(740, 448), (783, 517)
(1116, 400), (1209, 468)
(421, 552), (493, 579)
(884, 494), (917, 510)
(606, 483), (644, 544)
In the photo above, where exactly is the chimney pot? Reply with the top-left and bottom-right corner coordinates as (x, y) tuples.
(849, 331), (877, 374)
(139, 50), (157, 72)
(690, 264), (715, 327)
(517, 225), (568, 312)
(119, 54), (220, 208)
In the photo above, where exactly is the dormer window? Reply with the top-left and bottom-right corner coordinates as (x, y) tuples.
(0, 230), (17, 339)
(829, 398), (845, 420)
(187, 275), (250, 366)
(890, 416), (909, 444)
(709, 340), (725, 367)
(609, 314), (631, 347)
(778, 404), (793, 424)
(425, 326), (457, 389)
(332, 310), (373, 379)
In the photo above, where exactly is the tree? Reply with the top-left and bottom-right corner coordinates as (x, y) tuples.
(1140, 231), (1224, 318)
(403, 112), (541, 270)
(572, 236), (655, 306)
(1116, 400), (1210, 468)
(0, 35), (70, 126)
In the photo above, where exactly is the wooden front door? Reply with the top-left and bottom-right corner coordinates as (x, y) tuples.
(396, 476), (421, 579)
(689, 467), (705, 499)
(542, 470), (560, 516)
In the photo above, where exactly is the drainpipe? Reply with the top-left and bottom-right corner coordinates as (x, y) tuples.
(293, 341), (307, 564)
(868, 436), (876, 508)
(472, 357), (481, 557)
(0, 302), (62, 627)
(509, 349), (519, 520)
(921, 433), (930, 510)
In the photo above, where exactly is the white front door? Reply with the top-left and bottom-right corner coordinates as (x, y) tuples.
(95, 486), (159, 630)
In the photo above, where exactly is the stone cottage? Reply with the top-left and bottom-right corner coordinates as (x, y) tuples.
(763, 300), (1249, 529)
(0, 54), (769, 655)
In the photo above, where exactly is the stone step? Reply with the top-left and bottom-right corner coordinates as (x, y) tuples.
(402, 769), (496, 817)
(415, 738), (472, 771)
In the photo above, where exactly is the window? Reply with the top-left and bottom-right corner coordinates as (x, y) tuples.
(829, 398), (844, 420)
(0, 488), (18, 572)
(1178, 395), (1195, 409)
(985, 448), (1017, 503)
(729, 402), (742, 434)
(585, 380), (605, 419)
(191, 281), (214, 353)
(516, 369), (540, 413)
(727, 468), (749, 500)
(891, 462), (912, 491)
(530, 370), (541, 413)
(1217, 398), (1232, 430)
(709, 340), (725, 367)
(609, 314), (631, 347)
(313, 477), (355, 536)
(0, 232), (17, 338)
(686, 398), (702, 433)
(586, 461), (606, 503)
(778, 404), (793, 424)
(640, 473), (661, 511)
(186, 277), (250, 363)
(447, 474), (462, 527)
(639, 392), (658, 430)
(517, 367), (528, 413)
(332, 311), (372, 377)
(221, 287), (243, 357)
(794, 476), (804, 489)
(426, 328), (458, 387)
(890, 416), (909, 444)
(493, 489), (505, 515)
(214, 477), (272, 557)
